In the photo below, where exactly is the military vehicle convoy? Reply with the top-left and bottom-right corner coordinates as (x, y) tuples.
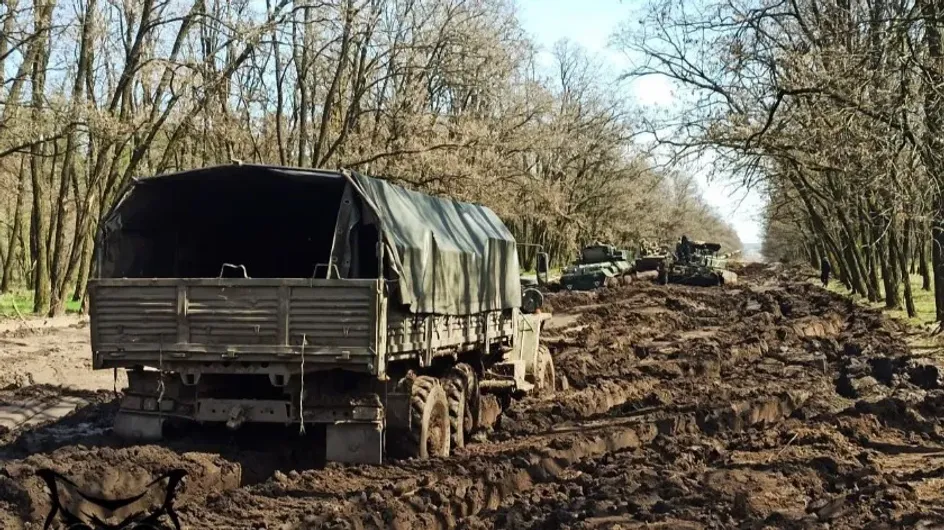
(88, 164), (556, 464)
(555, 237), (737, 291)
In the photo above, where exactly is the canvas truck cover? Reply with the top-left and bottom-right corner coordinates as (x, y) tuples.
(96, 164), (522, 316)
(347, 172), (520, 314)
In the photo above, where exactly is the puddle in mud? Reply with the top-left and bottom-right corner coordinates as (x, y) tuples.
(18, 421), (110, 450)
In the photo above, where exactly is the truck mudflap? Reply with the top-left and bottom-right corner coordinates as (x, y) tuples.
(113, 411), (164, 442)
(326, 423), (384, 464)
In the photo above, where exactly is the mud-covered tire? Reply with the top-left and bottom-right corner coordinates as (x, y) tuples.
(449, 363), (479, 437)
(534, 345), (557, 396)
(444, 375), (466, 449)
(408, 376), (450, 459)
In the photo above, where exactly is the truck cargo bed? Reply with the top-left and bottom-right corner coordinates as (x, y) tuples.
(89, 278), (384, 370)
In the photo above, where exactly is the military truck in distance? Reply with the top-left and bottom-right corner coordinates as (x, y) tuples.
(88, 165), (556, 464)
(559, 243), (634, 291)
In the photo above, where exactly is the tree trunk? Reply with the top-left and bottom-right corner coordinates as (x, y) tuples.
(72, 228), (94, 305)
(29, 1), (55, 314)
(882, 222), (901, 309)
(880, 245), (900, 308)
(921, 236), (933, 291)
(923, 0), (944, 320)
(49, 0), (95, 316)
(898, 219), (917, 318)
(809, 244), (821, 270)
(1, 158), (27, 292)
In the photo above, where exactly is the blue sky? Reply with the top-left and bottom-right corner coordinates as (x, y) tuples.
(516, 0), (764, 245)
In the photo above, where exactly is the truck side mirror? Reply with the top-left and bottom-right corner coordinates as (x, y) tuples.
(536, 252), (550, 285)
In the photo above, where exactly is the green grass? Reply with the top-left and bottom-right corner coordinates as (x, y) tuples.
(0, 291), (82, 318)
(822, 274), (936, 328)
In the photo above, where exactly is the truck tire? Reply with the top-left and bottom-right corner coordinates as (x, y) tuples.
(534, 345), (557, 396)
(446, 364), (478, 448)
(445, 376), (466, 449)
(408, 376), (450, 459)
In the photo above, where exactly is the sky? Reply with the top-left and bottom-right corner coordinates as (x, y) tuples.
(516, 0), (765, 245)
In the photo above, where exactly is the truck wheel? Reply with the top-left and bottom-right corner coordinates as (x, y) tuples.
(445, 376), (466, 449)
(447, 363), (478, 445)
(409, 376), (450, 459)
(534, 345), (557, 396)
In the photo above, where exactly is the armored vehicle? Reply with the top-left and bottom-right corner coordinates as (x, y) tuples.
(634, 240), (670, 273)
(89, 165), (556, 464)
(559, 262), (617, 291)
(559, 243), (634, 291)
(661, 238), (738, 286)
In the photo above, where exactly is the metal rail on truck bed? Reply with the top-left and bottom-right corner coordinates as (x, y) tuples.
(90, 278), (518, 376)
(90, 278), (386, 374)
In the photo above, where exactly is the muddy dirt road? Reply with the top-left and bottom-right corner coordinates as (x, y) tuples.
(4, 264), (944, 529)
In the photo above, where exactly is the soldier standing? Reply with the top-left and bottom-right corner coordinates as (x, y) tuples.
(820, 256), (831, 288)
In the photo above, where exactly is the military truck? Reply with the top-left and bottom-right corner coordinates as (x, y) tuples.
(88, 164), (556, 464)
(559, 243), (634, 291)
(660, 237), (738, 286)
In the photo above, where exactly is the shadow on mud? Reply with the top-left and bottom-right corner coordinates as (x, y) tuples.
(1, 397), (327, 486)
(0, 386), (118, 454)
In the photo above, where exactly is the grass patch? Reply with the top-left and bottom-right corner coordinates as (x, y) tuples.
(521, 267), (564, 277)
(823, 273), (936, 328)
(0, 291), (82, 318)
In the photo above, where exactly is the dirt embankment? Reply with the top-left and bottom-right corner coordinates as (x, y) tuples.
(4, 264), (944, 529)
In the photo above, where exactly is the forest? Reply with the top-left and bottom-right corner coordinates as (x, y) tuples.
(619, 0), (944, 320)
(0, 0), (739, 316)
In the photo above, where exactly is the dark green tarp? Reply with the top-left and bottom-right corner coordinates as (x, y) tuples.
(348, 172), (521, 315)
(98, 164), (522, 316)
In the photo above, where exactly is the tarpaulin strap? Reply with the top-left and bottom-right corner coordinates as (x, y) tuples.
(157, 345), (166, 412)
(299, 334), (307, 435)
